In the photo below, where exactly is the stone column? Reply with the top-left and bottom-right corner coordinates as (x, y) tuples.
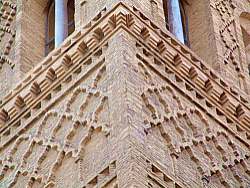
(168, 0), (185, 44)
(55, 0), (68, 47)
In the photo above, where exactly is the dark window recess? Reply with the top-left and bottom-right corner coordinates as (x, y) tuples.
(162, 0), (169, 30)
(180, 0), (190, 46)
(45, 1), (55, 55)
(68, 0), (75, 35)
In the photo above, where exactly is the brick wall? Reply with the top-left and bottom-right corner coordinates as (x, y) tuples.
(0, 2), (249, 187)
(208, 0), (250, 94)
(0, 0), (16, 100)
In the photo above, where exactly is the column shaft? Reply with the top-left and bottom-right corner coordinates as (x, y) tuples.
(55, 0), (68, 47)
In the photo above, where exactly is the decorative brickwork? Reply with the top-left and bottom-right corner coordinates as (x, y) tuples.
(209, 0), (250, 94)
(0, 0), (16, 102)
(0, 1), (249, 187)
(0, 0), (16, 69)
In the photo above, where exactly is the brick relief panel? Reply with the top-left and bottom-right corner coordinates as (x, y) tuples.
(0, 43), (116, 187)
(210, 0), (250, 93)
(135, 44), (250, 187)
(211, 1), (240, 84)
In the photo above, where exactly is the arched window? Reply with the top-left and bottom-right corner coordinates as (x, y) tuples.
(240, 13), (250, 75)
(45, 0), (75, 55)
(162, 0), (189, 46)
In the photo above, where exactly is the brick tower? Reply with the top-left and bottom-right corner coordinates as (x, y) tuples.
(0, 0), (250, 187)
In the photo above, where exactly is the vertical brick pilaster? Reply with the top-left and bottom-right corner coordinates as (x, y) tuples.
(105, 30), (148, 187)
